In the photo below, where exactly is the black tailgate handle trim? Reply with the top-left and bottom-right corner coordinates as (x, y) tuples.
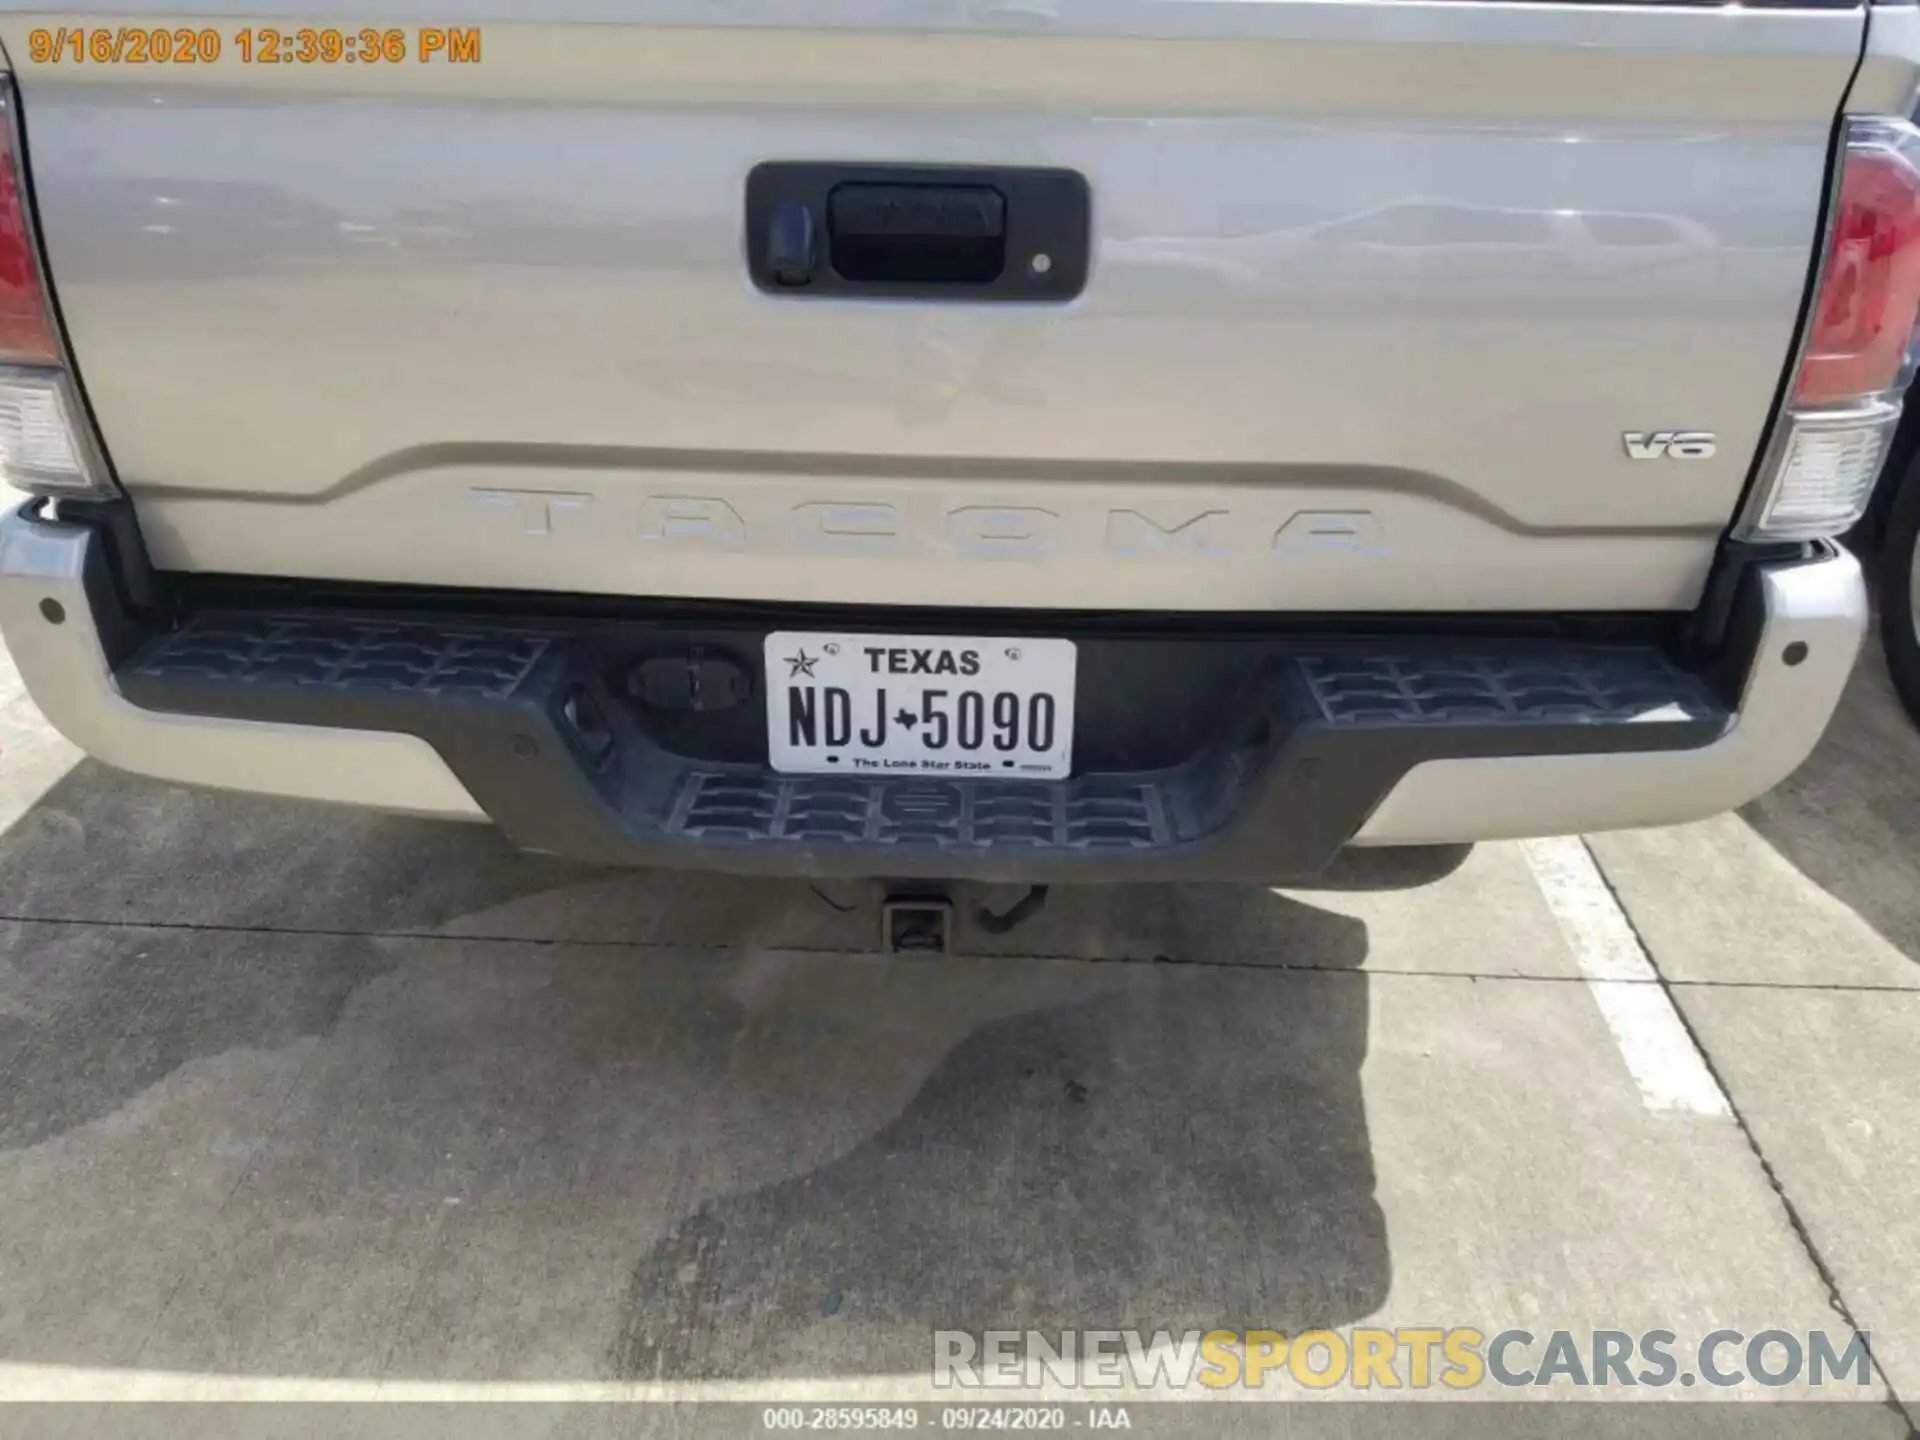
(746, 162), (1089, 302)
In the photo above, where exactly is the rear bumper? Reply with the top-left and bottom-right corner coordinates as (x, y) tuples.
(0, 501), (1865, 882)
(0, 504), (485, 822)
(1350, 543), (1863, 846)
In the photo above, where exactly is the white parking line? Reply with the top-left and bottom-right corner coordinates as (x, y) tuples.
(1521, 836), (1732, 1117)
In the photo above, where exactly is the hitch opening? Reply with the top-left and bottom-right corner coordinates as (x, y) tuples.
(883, 891), (954, 955)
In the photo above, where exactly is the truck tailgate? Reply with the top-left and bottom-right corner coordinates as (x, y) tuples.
(4, 1), (1870, 611)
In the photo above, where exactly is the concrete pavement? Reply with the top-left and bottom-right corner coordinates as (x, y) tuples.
(0, 623), (1915, 1435)
(1589, 647), (1920, 1414)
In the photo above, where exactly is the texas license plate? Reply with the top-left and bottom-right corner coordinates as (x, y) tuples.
(765, 632), (1076, 779)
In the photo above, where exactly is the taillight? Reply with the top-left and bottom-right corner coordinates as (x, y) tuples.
(0, 125), (58, 365)
(1795, 126), (1920, 406)
(1739, 118), (1920, 542)
(0, 83), (113, 498)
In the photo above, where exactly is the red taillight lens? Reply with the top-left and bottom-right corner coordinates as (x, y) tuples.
(0, 106), (57, 366)
(1795, 120), (1920, 407)
(0, 84), (113, 497)
(1738, 119), (1920, 540)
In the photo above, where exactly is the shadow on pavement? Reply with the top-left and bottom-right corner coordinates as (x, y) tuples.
(0, 761), (1390, 1381)
(0, 763), (1465, 957)
(611, 965), (1384, 1382)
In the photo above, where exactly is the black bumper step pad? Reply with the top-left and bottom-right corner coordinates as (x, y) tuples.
(120, 610), (1730, 882)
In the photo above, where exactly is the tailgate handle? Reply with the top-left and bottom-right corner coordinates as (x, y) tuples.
(826, 184), (1006, 285)
(745, 163), (1089, 302)
(829, 184), (1006, 240)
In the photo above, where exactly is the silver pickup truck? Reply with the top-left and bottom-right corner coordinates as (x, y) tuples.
(0, 0), (1915, 889)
